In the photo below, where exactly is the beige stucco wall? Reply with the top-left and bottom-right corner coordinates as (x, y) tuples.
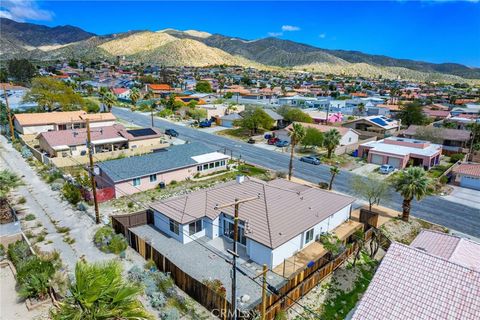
(128, 137), (164, 149)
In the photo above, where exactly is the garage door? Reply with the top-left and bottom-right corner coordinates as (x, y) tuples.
(371, 154), (383, 165)
(387, 157), (401, 169)
(461, 176), (480, 190)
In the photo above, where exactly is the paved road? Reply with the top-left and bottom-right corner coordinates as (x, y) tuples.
(113, 107), (480, 238)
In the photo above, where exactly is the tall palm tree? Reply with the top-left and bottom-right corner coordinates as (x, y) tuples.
(393, 167), (432, 222)
(324, 129), (342, 158)
(129, 88), (140, 107)
(100, 91), (117, 112)
(51, 260), (153, 320)
(328, 166), (340, 190)
(287, 123), (306, 180)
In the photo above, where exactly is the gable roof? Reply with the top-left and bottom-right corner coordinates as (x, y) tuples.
(97, 142), (225, 182)
(352, 242), (480, 320)
(150, 177), (355, 249)
(452, 163), (480, 178)
(404, 125), (471, 141)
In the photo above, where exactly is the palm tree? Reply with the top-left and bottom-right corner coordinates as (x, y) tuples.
(328, 166), (340, 190)
(129, 88), (140, 107)
(324, 129), (342, 158)
(51, 260), (153, 320)
(287, 123), (306, 180)
(100, 91), (117, 112)
(357, 103), (365, 115)
(393, 167), (432, 222)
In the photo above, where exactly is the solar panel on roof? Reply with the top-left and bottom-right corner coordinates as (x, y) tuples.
(370, 117), (388, 126)
(127, 128), (157, 137)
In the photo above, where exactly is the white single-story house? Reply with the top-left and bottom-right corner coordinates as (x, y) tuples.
(284, 123), (359, 146)
(452, 163), (480, 190)
(149, 177), (355, 268)
(219, 113), (243, 128)
(96, 142), (229, 198)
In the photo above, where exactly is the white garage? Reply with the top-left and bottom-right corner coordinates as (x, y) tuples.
(387, 157), (402, 169)
(371, 154), (384, 165)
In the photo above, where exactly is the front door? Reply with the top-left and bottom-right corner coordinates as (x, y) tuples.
(223, 219), (246, 246)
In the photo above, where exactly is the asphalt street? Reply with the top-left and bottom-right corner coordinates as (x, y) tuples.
(113, 107), (480, 238)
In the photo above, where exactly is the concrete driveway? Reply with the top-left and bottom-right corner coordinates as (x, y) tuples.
(443, 186), (480, 209)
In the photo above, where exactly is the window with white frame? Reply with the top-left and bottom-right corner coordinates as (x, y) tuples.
(188, 219), (202, 236)
(197, 165), (203, 171)
(215, 161), (220, 167)
(209, 162), (214, 169)
(149, 174), (157, 182)
(132, 178), (141, 186)
(203, 164), (208, 170)
(221, 160), (225, 166)
(169, 219), (179, 235)
(305, 228), (314, 244)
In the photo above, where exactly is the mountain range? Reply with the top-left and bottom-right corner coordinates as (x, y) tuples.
(1, 18), (479, 82)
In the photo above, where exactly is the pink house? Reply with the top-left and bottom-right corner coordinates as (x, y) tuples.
(358, 137), (442, 169)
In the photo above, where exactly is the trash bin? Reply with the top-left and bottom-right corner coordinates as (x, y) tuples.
(159, 182), (166, 189)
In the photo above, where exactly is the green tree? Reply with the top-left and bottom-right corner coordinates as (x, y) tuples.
(0, 68), (8, 82)
(51, 260), (153, 320)
(234, 107), (274, 135)
(189, 108), (207, 121)
(100, 91), (117, 112)
(328, 166), (340, 190)
(7, 59), (36, 83)
(223, 92), (234, 99)
(83, 99), (100, 113)
(323, 129), (342, 158)
(399, 102), (426, 126)
(301, 127), (324, 149)
(129, 87), (140, 107)
(352, 229), (365, 267)
(23, 77), (86, 112)
(393, 167), (432, 222)
(287, 123), (306, 180)
(195, 81), (212, 93)
(351, 174), (390, 211)
(277, 106), (313, 123)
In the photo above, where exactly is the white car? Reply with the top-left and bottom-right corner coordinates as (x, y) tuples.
(379, 164), (395, 174)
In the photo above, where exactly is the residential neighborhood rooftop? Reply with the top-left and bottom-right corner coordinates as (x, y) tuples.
(14, 110), (116, 126)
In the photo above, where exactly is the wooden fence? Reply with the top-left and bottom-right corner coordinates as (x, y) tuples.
(111, 212), (375, 320)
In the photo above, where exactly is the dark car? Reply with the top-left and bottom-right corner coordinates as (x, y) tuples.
(275, 140), (289, 148)
(247, 138), (256, 144)
(300, 156), (321, 165)
(267, 137), (280, 145)
(199, 120), (211, 128)
(165, 129), (179, 137)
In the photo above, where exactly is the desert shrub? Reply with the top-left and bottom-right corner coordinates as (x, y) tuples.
(76, 201), (88, 211)
(108, 234), (128, 254)
(51, 182), (63, 191)
(203, 279), (226, 297)
(17, 196), (26, 204)
(8, 240), (31, 266)
(93, 226), (127, 254)
(449, 153), (464, 163)
(170, 180), (177, 185)
(127, 201), (134, 208)
(276, 171), (287, 179)
(62, 183), (82, 204)
(318, 182), (329, 189)
(157, 109), (173, 118)
(150, 291), (167, 309)
(161, 308), (180, 320)
(16, 256), (55, 300)
(21, 146), (33, 159)
(47, 170), (64, 183)
(25, 214), (36, 221)
(439, 176), (448, 184)
(145, 259), (157, 270)
(274, 310), (287, 320)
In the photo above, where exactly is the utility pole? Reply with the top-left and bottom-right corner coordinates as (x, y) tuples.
(86, 119), (100, 224)
(214, 195), (259, 320)
(151, 107), (154, 127)
(2, 85), (15, 142)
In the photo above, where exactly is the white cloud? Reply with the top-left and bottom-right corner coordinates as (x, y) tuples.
(319, 33), (326, 39)
(0, 0), (54, 22)
(281, 25), (300, 32)
(268, 32), (283, 37)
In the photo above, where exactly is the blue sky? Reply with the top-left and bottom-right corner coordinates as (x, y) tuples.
(1, 1), (479, 67)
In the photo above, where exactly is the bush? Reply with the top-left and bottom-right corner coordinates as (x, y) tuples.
(145, 259), (157, 270)
(318, 182), (329, 189)
(51, 182), (63, 191)
(108, 234), (127, 254)
(62, 183), (82, 205)
(8, 241), (31, 266)
(161, 308), (180, 320)
(449, 153), (464, 163)
(169, 180), (177, 185)
(25, 214), (36, 221)
(127, 201), (134, 208)
(274, 310), (287, 320)
(276, 171), (287, 179)
(157, 109), (173, 118)
(17, 196), (27, 204)
(439, 176), (448, 184)
(16, 256), (55, 300)
(21, 146), (33, 159)
(94, 226), (127, 254)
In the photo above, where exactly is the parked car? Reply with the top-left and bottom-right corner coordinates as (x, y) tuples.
(165, 129), (179, 137)
(247, 138), (256, 144)
(300, 156), (321, 165)
(199, 120), (212, 128)
(267, 137), (280, 145)
(275, 140), (289, 148)
(379, 164), (395, 174)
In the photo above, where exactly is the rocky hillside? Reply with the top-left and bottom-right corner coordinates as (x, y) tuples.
(1, 19), (479, 82)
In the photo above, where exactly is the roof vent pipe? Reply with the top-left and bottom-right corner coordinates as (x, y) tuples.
(236, 175), (245, 184)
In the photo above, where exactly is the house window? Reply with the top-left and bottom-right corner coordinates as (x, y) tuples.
(203, 164), (208, 170)
(58, 124), (67, 130)
(73, 123), (82, 129)
(215, 161), (220, 167)
(220, 160), (225, 166)
(209, 163), (214, 169)
(305, 228), (314, 244)
(197, 165), (203, 171)
(169, 219), (179, 235)
(189, 219), (202, 236)
(132, 178), (141, 186)
(149, 174), (157, 182)
(70, 146), (77, 151)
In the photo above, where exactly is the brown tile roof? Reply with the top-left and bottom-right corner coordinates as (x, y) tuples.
(352, 242), (480, 320)
(150, 177), (355, 249)
(404, 125), (471, 141)
(14, 111), (116, 126)
(147, 84), (172, 91)
(423, 109), (450, 118)
(452, 163), (480, 178)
